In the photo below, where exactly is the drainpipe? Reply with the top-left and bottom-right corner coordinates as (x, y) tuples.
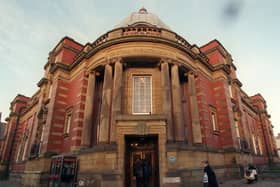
(4, 106), (25, 179)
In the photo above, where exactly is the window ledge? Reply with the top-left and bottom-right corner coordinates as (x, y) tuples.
(62, 133), (69, 138)
(213, 130), (220, 135)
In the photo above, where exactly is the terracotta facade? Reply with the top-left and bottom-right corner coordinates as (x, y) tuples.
(0, 8), (278, 187)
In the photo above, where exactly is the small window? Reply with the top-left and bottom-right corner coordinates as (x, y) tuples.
(229, 84), (233, 98)
(48, 84), (53, 99)
(209, 106), (218, 132)
(64, 111), (72, 136)
(211, 112), (218, 131)
(234, 119), (240, 138)
(132, 76), (152, 114)
(252, 135), (257, 154)
(258, 137), (263, 155)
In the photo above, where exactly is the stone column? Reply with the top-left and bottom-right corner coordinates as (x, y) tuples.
(188, 72), (202, 143)
(99, 64), (113, 143)
(110, 59), (123, 143)
(81, 71), (96, 147)
(171, 64), (184, 142)
(161, 61), (173, 141)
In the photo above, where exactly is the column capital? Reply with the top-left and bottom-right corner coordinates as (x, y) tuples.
(108, 56), (123, 64)
(160, 58), (174, 64)
(85, 69), (95, 77)
(185, 70), (198, 78)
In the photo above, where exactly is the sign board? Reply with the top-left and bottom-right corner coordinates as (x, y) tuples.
(163, 177), (181, 183)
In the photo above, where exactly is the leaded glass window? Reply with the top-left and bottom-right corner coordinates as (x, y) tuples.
(132, 76), (152, 114)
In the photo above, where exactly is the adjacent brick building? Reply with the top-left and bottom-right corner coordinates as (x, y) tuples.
(0, 113), (7, 157)
(0, 8), (278, 187)
(276, 134), (280, 157)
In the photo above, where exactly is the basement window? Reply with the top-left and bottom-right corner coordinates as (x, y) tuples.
(132, 75), (152, 114)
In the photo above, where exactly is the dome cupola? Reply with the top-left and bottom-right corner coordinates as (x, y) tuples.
(115, 7), (171, 30)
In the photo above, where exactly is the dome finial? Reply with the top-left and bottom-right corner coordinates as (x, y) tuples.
(139, 7), (147, 14)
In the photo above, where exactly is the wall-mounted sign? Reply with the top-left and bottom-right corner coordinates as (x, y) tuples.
(163, 177), (181, 183)
(168, 155), (177, 163)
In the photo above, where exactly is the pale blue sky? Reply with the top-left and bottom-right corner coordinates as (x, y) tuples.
(0, 0), (279, 134)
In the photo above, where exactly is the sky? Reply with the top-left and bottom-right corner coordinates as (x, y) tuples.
(0, 0), (279, 134)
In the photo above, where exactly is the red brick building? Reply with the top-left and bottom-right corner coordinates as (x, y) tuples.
(0, 113), (7, 158)
(0, 8), (278, 187)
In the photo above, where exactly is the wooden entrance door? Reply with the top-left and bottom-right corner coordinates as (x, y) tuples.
(125, 135), (159, 187)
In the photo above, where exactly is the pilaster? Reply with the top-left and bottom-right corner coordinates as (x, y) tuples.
(110, 59), (123, 143)
(99, 64), (113, 143)
(188, 72), (202, 143)
(81, 71), (96, 147)
(171, 64), (184, 142)
(161, 61), (173, 141)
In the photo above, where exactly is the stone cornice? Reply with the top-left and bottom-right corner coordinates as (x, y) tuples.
(21, 98), (39, 116)
(53, 43), (81, 56)
(202, 44), (228, 58)
(37, 77), (48, 87)
(44, 61), (50, 70)
(257, 109), (270, 118)
(49, 62), (70, 74)
(69, 36), (218, 75)
(50, 36), (83, 54)
(200, 39), (231, 58)
(241, 97), (258, 114)
(232, 78), (242, 87)
(10, 94), (29, 106)
(231, 62), (237, 70)
(213, 64), (231, 74)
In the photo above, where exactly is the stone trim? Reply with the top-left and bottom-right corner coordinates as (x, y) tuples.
(79, 143), (117, 154)
(115, 114), (166, 121)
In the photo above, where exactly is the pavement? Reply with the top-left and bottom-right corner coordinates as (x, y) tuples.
(0, 179), (280, 187)
(0, 180), (21, 187)
(219, 178), (280, 187)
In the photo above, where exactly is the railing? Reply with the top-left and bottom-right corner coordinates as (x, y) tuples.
(92, 33), (108, 47)
(89, 27), (195, 56)
(175, 35), (191, 48)
(122, 27), (161, 37)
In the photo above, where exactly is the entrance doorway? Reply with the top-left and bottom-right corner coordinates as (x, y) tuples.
(125, 135), (159, 187)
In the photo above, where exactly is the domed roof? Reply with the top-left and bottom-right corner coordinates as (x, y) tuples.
(115, 7), (171, 30)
